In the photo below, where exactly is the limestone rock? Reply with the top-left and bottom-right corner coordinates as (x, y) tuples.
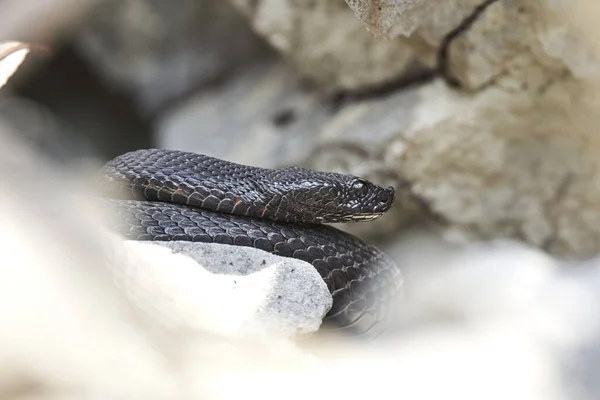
(345, 0), (469, 39)
(380, 79), (600, 257)
(229, 0), (420, 92)
(345, 0), (570, 91)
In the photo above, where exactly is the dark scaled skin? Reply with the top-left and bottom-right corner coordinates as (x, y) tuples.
(99, 149), (401, 336)
(100, 149), (395, 224)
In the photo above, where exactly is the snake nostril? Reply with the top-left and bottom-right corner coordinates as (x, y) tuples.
(378, 191), (389, 204)
(379, 186), (394, 205)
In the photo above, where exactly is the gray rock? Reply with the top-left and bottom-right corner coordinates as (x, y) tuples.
(157, 58), (330, 169)
(558, 259), (600, 400)
(75, 0), (271, 114)
(152, 241), (333, 337)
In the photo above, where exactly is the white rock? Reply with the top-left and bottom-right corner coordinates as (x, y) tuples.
(393, 239), (558, 323)
(115, 241), (332, 338)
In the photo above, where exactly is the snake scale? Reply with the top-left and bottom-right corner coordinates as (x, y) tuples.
(98, 149), (402, 335)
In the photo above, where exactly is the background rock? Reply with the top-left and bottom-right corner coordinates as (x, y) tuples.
(20, 0), (600, 255)
(156, 57), (329, 169)
(229, 0), (422, 92)
(377, 79), (600, 257)
(75, 0), (271, 114)
(6, 0), (600, 256)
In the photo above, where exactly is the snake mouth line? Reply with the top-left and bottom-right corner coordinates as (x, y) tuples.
(338, 213), (384, 222)
(296, 203), (385, 223)
(311, 213), (383, 223)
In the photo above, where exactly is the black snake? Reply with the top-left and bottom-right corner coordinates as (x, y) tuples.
(98, 149), (401, 335)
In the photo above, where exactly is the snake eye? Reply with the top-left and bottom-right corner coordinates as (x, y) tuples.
(351, 180), (369, 197)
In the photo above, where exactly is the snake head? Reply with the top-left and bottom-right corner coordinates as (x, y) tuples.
(272, 168), (395, 224)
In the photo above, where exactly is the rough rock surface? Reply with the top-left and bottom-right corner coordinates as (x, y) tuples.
(345, 0), (568, 91)
(229, 0), (421, 92)
(344, 0), (600, 91)
(344, 0), (428, 38)
(381, 78), (600, 257)
(128, 241), (333, 337)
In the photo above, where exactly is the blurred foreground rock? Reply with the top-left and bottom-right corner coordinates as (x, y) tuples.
(124, 241), (331, 337)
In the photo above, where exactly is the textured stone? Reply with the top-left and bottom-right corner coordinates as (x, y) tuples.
(345, 0), (462, 39)
(377, 78), (600, 257)
(436, 0), (566, 91)
(229, 0), (420, 92)
(535, 0), (600, 82)
(346, 0), (569, 91)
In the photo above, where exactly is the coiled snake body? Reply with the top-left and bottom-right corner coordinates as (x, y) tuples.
(99, 149), (401, 335)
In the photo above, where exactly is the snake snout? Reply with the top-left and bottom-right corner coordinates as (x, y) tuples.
(382, 186), (395, 205)
(372, 186), (395, 213)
